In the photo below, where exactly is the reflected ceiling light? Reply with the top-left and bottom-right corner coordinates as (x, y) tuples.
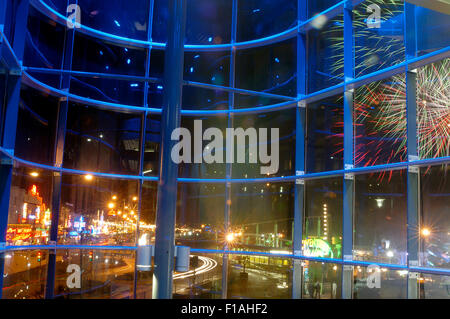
(84, 174), (93, 181)
(30, 172), (39, 177)
(375, 198), (385, 208)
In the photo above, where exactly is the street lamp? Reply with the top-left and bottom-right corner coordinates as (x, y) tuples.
(421, 228), (431, 237)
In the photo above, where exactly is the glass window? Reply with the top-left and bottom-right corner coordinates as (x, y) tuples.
(15, 86), (59, 165)
(77, 0), (150, 40)
(306, 94), (344, 173)
(186, 0), (232, 45)
(143, 115), (161, 177)
(54, 249), (135, 299)
(353, 1), (405, 77)
(302, 261), (342, 299)
(227, 254), (292, 299)
(7, 164), (53, 246)
(58, 174), (139, 246)
(420, 274), (450, 299)
(63, 103), (141, 175)
(231, 109), (296, 179)
(23, 7), (65, 70)
(417, 59), (450, 160)
(415, 5), (450, 56)
(307, 13), (344, 93)
(2, 250), (48, 299)
(354, 75), (407, 167)
(176, 183), (225, 250)
(178, 115), (227, 179)
(173, 253), (223, 299)
(354, 170), (407, 265)
(420, 165), (450, 269)
(184, 51), (230, 86)
(307, 0), (341, 19)
(353, 265), (407, 299)
(235, 38), (296, 97)
(231, 182), (294, 251)
(182, 86), (229, 111)
(237, 0), (297, 42)
(72, 33), (147, 76)
(304, 177), (343, 259)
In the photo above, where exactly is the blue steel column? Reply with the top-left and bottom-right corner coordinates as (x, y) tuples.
(45, 0), (76, 298)
(404, 2), (420, 300)
(0, 0), (29, 299)
(221, 0), (238, 299)
(152, 0), (186, 299)
(342, 1), (355, 300)
(292, 0), (307, 300)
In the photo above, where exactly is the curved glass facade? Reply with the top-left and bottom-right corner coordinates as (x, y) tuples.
(0, 0), (449, 300)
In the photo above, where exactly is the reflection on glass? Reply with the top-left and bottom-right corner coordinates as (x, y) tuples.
(353, 265), (407, 299)
(231, 183), (294, 251)
(227, 255), (292, 299)
(63, 104), (141, 175)
(54, 250), (135, 299)
(2, 250), (48, 299)
(7, 165), (52, 246)
(354, 170), (407, 265)
(421, 165), (450, 269)
(303, 261), (341, 299)
(306, 95), (343, 173)
(58, 174), (139, 246)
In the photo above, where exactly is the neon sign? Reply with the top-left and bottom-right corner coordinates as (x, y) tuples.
(302, 238), (334, 258)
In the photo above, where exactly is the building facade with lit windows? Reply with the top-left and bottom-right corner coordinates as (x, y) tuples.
(0, 0), (449, 299)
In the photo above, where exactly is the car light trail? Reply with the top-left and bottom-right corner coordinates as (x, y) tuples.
(173, 256), (217, 280)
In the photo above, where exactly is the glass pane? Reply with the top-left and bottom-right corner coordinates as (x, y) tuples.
(353, 1), (405, 77)
(420, 165), (450, 269)
(227, 254), (292, 298)
(63, 103), (141, 175)
(77, 0), (150, 40)
(415, 5), (450, 56)
(304, 177), (343, 259)
(15, 86), (59, 165)
(235, 38), (296, 97)
(307, 0), (341, 19)
(7, 164), (52, 246)
(54, 249), (135, 299)
(306, 94), (344, 173)
(182, 86), (229, 111)
(237, 0), (297, 42)
(420, 274), (450, 299)
(231, 182), (294, 251)
(354, 75), (407, 167)
(417, 59), (450, 160)
(302, 261), (342, 299)
(307, 13), (344, 93)
(231, 109), (296, 179)
(69, 76), (145, 106)
(2, 250), (48, 299)
(173, 253), (223, 299)
(176, 183), (225, 250)
(23, 7), (65, 69)
(143, 115), (161, 177)
(186, 0), (232, 45)
(184, 51), (230, 86)
(178, 115), (227, 179)
(58, 174), (139, 246)
(354, 170), (407, 265)
(353, 265), (407, 299)
(72, 33), (146, 76)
